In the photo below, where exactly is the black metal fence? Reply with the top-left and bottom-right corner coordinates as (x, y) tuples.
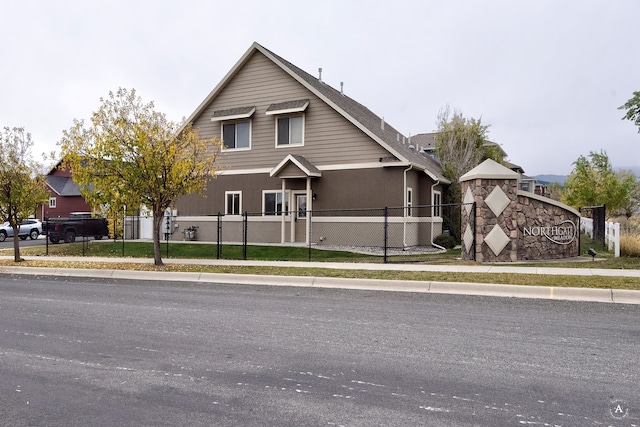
(207, 203), (473, 263)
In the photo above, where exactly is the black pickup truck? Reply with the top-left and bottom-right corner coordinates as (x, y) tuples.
(43, 212), (110, 243)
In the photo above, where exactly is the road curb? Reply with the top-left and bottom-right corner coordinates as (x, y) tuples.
(1, 265), (639, 304)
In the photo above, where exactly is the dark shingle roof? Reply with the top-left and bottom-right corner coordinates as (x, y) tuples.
(46, 176), (82, 196)
(212, 106), (256, 118)
(258, 44), (448, 183)
(266, 99), (309, 113)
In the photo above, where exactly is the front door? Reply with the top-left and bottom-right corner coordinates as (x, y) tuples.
(295, 194), (307, 242)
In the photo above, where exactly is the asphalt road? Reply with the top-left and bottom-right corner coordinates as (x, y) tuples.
(0, 236), (45, 248)
(0, 275), (638, 427)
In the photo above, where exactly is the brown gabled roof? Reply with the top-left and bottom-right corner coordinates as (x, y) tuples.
(184, 42), (450, 184)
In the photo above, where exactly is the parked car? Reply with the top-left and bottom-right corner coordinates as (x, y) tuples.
(0, 219), (43, 242)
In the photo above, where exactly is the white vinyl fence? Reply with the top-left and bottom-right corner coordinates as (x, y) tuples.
(580, 217), (620, 257)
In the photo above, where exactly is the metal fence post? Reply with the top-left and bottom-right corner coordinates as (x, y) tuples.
(217, 212), (222, 259)
(384, 206), (388, 264)
(242, 211), (248, 260)
(44, 218), (49, 256)
(122, 207), (125, 257)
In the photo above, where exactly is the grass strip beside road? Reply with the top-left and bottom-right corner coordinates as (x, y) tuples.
(0, 258), (639, 291)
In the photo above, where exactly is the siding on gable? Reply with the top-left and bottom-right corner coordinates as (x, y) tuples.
(192, 51), (393, 171)
(278, 162), (307, 178)
(42, 193), (91, 219)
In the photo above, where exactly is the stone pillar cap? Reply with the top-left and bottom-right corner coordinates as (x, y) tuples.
(460, 159), (520, 182)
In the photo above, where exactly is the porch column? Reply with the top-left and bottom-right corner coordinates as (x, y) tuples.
(281, 179), (286, 244)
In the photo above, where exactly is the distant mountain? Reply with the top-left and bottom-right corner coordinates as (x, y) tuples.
(533, 174), (567, 185)
(533, 167), (639, 185)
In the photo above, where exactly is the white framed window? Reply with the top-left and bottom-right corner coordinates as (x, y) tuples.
(406, 187), (413, 216)
(433, 190), (442, 217)
(49, 197), (57, 208)
(276, 115), (304, 147)
(263, 190), (290, 216)
(225, 191), (242, 215)
(222, 120), (251, 150)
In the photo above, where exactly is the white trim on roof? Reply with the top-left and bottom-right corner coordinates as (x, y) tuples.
(216, 162), (388, 176)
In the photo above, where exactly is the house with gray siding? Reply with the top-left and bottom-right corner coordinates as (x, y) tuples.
(174, 42), (450, 247)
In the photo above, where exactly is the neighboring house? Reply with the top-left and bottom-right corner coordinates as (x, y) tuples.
(507, 163), (548, 196)
(174, 42), (450, 247)
(39, 160), (93, 219)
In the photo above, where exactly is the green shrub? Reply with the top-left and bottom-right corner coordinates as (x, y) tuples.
(433, 233), (457, 249)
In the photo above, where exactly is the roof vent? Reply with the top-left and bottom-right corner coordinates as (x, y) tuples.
(318, 67), (323, 83)
(381, 117), (385, 130)
(340, 82), (344, 95)
(396, 133), (399, 141)
(408, 144), (415, 150)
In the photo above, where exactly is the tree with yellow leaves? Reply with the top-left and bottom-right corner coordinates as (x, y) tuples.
(60, 88), (221, 265)
(0, 127), (50, 262)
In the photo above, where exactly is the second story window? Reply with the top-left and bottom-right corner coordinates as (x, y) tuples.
(276, 116), (303, 146)
(211, 106), (255, 151)
(266, 99), (309, 148)
(222, 121), (250, 150)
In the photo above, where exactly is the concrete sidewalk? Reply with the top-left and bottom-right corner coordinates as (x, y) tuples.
(1, 255), (639, 305)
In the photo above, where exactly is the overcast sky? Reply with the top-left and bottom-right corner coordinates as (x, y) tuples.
(2, 0), (638, 175)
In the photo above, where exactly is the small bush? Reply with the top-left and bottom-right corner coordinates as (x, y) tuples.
(434, 233), (457, 249)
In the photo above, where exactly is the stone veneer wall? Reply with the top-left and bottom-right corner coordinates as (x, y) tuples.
(461, 177), (520, 262)
(514, 193), (579, 260)
(460, 160), (580, 263)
